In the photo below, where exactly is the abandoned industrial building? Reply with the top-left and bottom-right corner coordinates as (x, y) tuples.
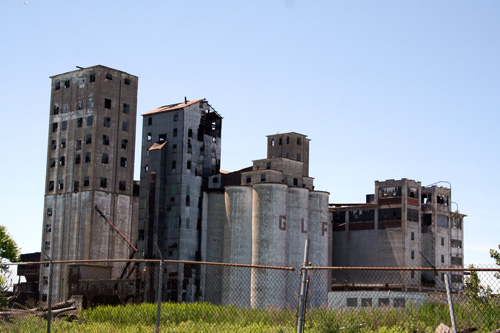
(34, 65), (465, 307)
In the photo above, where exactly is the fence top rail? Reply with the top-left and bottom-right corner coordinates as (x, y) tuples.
(306, 266), (500, 272)
(5, 259), (295, 271)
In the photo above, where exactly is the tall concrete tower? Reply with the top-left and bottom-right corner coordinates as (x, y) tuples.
(40, 65), (138, 302)
(137, 98), (222, 302)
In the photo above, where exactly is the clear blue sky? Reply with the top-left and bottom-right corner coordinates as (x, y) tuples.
(1, 1), (499, 265)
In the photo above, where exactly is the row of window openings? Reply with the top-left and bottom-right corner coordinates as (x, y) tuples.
(52, 137), (128, 150)
(54, 74), (131, 90)
(245, 174), (299, 185)
(410, 233), (459, 248)
(47, 178), (127, 192)
(53, 100), (129, 115)
(270, 152), (301, 161)
(270, 136), (302, 146)
(52, 117), (129, 134)
(50, 154), (127, 167)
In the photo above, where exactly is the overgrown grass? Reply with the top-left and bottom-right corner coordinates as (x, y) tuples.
(3, 298), (500, 332)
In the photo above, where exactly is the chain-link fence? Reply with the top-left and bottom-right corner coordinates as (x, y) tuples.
(1, 260), (499, 332)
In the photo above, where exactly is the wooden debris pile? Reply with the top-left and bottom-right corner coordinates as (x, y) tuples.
(0, 300), (79, 322)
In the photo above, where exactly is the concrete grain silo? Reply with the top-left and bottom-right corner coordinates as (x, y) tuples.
(251, 183), (288, 309)
(308, 191), (330, 307)
(221, 186), (253, 307)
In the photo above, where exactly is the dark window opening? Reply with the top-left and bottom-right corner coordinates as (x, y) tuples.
(103, 135), (110, 145)
(346, 298), (357, 307)
(441, 237), (445, 246)
(85, 134), (92, 144)
(297, 153), (301, 161)
(120, 157), (128, 167)
(100, 177), (107, 188)
(73, 181), (79, 192)
(145, 165), (149, 172)
(55, 81), (60, 90)
(75, 154), (81, 164)
(188, 129), (193, 137)
(89, 73), (95, 82)
(147, 117), (152, 126)
(85, 152), (91, 163)
(50, 158), (56, 168)
(124, 78), (131, 85)
(411, 232), (414, 240)
(279, 137), (282, 145)
(266, 162), (271, 169)
(411, 251), (414, 259)
(187, 161), (192, 169)
(48, 181), (54, 191)
(75, 140), (82, 151)
(174, 113), (178, 121)
(379, 186), (402, 198)
(379, 298), (390, 307)
(83, 177), (89, 187)
(104, 117), (111, 128)
(441, 255), (444, 263)
(78, 100), (84, 110)
(87, 116), (93, 126)
(172, 160), (176, 169)
(361, 298), (372, 307)
(122, 121), (129, 132)
(159, 134), (166, 142)
(186, 196), (190, 206)
(119, 181), (126, 191)
(293, 178), (298, 186)
(102, 153), (109, 164)
(52, 123), (58, 132)
(64, 80), (70, 88)
(58, 179), (64, 190)
(77, 117), (83, 128)
(394, 298), (405, 308)
(46, 225), (51, 233)
(60, 139), (66, 149)
(271, 138), (275, 146)
(53, 105), (59, 115)
(261, 174), (266, 181)
(47, 208), (52, 216)
(297, 137), (302, 145)
(121, 139), (128, 149)
(246, 176), (251, 183)
(172, 144), (177, 152)
(59, 156), (65, 166)
(51, 140), (57, 150)
(286, 136), (290, 144)
(105, 73), (113, 80)
(173, 128), (178, 137)
(61, 121), (67, 131)
(123, 103), (130, 114)
(407, 209), (419, 222)
(104, 98), (112, 109)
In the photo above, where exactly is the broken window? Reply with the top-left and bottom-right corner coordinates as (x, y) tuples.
(88, 98), (94, 108)
(58, 179), (64, 190)
(77, 117), (83, 128)
(64, 80), (70, 88)
(59, 156), (65, 166)
(188, 129), (193, 137)
(279, 137), (282, 145)
(51, 140), (57, 150)
(124, 78), (131, 85)
(451, 239), (462, 248)
(48, 181), (54, 191)
(147, 133), (152, 141)
(47, 208), (52, 216)
(75, 154), (81, 164)
(349, 209), (375, 222)
(104, 117), (111, 128)
(120, 157), (127, 167)
(246, 177), (251, 184)
(452, 218), (462, 230)
(293, 178), (298, 186)
(53, 105), (59, 115)
(119, 181), (126, 191)
(437, 195), (449, 205)
(104, 98), (112, 109)
(89, 73), (95, 82)
(85, 134), (92, 144)
(83, 176), (89, 187)
(122, 121), (129, 132)
(407, 209), (419, 222)
(147, 117), (152, 126)
(297, 137), (302, 145)
(102, 153), (109, 164)
(106, 73), (113, 80)
(52, 122), (58, 132)
(379, 208), (402, 221)
(61, 121), (67, 131)
(100, 177), (107, 188)
(45, 224), (51, 233)
(212, 136), (216, 143)
(145, 165), (149, 172)
(121, 139), (128, 149)
(55, 81), (60, 90)
(159, 134), (166, 142)
(78, 100), (84, 110)
(211, 121), (216, 131)
(44, 241), (50, 250)
(60, 137), (66, 148)
(187, 161), (191, 170)
(123, 103), (130, 114)
(379, 186), (402, 198)
(87, 115), (93, 126)
(103, 135), (109, 145)
(408, 187), (419, 198)
(271, 138), (275, 146)
(85, 152), (91, 163)
(437, 215), (449, 228)
(173, 128), (178, 137)
(75, 140), (82, 151)
(50, 158), (56, 167)
(73, 181), (79, 192)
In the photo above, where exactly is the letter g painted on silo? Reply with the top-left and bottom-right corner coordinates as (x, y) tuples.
(279, 215), (287, 231)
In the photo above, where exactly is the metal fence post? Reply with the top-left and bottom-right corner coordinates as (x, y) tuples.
(155, 243), (163, 333)
(297, 238), (310, 333)
(444, 272), (457, 333)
